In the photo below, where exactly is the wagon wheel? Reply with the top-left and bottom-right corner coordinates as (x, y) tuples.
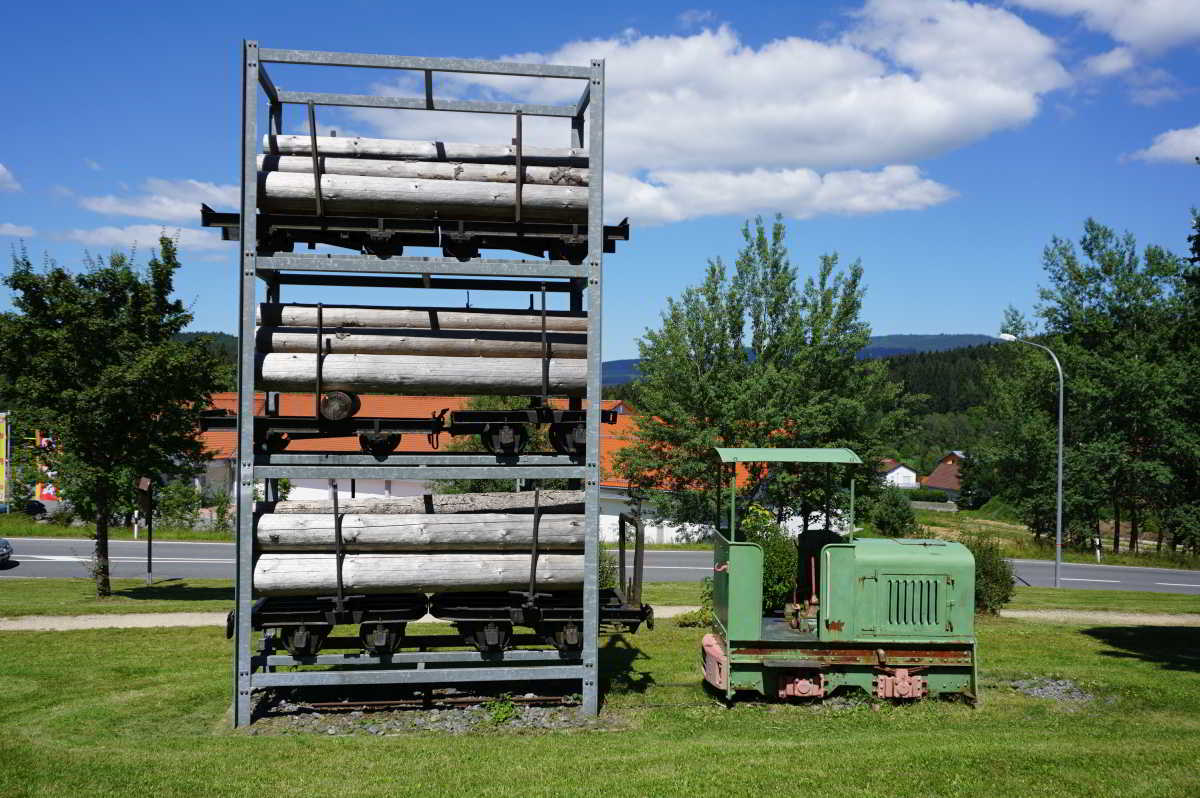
(280, 624), (331, 658)
(548, 423), (585, 455)
(479, 424), (529, 456)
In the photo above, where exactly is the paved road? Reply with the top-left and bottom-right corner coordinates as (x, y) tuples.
(2, 537), (1199, 595)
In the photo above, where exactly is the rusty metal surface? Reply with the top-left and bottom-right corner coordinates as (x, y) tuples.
(731, 644), (973, 666)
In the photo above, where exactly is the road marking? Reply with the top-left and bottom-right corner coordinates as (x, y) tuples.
(1156, 583), (1200, 588)
(1061, 578), (1121, 583)
(644, 566), (712, 571)
(19, 555), (233, 564)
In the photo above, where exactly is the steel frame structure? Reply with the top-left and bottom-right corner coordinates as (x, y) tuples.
(233, 42), (605, 726)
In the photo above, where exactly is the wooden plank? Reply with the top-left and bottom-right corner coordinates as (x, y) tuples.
(258, 154), (587, 186)
(263, 134), (587, 166)
(258, 172), (587, 223)
(255, 327), (586, 358)
(253, 552), (583, 595)
(255, 513), (584, 551)
(255, 352), (586, 395)
(257, 304), (587, 332)
(258, 491), (584, 515)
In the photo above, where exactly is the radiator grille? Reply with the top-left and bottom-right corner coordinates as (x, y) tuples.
(886, 577), (940, 628)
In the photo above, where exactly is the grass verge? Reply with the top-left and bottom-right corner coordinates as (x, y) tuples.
(0, 513), (233, 543)
(914, 510), (1200, 572)
(1, 614), (1199, 796)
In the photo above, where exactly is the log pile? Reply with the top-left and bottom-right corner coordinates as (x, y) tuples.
(257, 135), (589, 223)
(253, 492), (585, 596)
(253, 304), (588, 395)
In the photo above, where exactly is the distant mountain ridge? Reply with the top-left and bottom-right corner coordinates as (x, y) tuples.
(602, 334), (996, 386)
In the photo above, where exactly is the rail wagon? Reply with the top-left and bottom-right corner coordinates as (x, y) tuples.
(701, 448), (977, 702)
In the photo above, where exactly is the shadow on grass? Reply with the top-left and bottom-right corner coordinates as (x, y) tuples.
(111, 580), (233, 603)
(599, 633), (655, 696)
(1081, 626), (1200, 673)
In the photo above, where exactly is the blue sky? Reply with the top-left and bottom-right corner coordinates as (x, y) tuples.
(1, 1), (1197, 359)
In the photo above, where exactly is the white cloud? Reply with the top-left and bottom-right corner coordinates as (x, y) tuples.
(59, 225), (227, 251)
(0, 222), (35, 237)
(1128, 124), (1200, 163)
(610, 165), (957, 226)
(678, 9), (716, 28)
(79, 178), (238, 222)
(1081, 46), (1133, 76)
(347, 2), (1068, 224)
(1011, 0), (1200, 54)
(0, 163), (21, 192)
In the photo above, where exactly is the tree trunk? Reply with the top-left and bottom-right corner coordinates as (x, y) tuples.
(255, 327), (586, 359)
(94, 509), (111, 597)
(263, 134), (588, 167)
(256, 513), (584, 552)
(1112, 501), (1121, 553)
(1130, 505), (1140, 553)
(253, 552), (583, 595)
(256, 352), (586, 396)
(258, 155), (588, 186)
(259, 490), (583, 515)
(257, 304), (587, 332)
(257, 172), (587, 224)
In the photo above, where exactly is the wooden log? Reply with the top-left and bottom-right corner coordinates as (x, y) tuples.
(257, 172), (587, 223)
(258, 490), (584, 515)
(253, 552), (583, 595)
(257, 304), (587, 333)
(258, 154), (587, 186)
(263, 134), (587, 167)
(255, 327), (586, 359)
(256, 513), (584, 552)
(255, 352), (586, 396)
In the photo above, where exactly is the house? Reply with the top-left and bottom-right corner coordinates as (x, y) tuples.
(878, 457), (918, 489)
(920, 450), (965, 499)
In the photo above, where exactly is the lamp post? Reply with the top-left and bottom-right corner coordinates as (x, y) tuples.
(999, 333), (1064, 588)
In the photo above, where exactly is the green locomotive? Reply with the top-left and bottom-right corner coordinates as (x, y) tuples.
(701, 448), (977, 702)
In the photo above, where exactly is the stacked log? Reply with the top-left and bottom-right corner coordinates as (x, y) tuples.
(257, 135), (588, 222)
(254, 304), (587, 395)
(253, 492), (586, 596)
(253, 552), (582, 596)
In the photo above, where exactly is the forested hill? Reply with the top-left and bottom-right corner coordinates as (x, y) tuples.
(861, 334), (995, 358)
(602, 334), (996, 386)
(881, 343), (1004, 414)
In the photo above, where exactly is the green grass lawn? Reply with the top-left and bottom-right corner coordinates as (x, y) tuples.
(1, 611), (1198, 796)
(4, 578), (1198, 619)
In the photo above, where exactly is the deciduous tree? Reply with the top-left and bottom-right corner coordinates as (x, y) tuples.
(0, 238), (222, 595)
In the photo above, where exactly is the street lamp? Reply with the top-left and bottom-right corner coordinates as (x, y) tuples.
(998, 333), (1064, 588)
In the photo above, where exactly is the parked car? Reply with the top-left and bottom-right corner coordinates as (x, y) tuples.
(0, 538), (11, 564)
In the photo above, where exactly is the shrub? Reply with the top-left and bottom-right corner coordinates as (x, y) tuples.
(207, 489), (233, 533)
(872, 486), (921, 538)
(674, 576), (714, 627)
(156, 481), (201, 528)
(963, 533), (1015, 614)
(599, 548), (618, 590)
(909, 487), (949, 503)
(740, 504), (797, 613)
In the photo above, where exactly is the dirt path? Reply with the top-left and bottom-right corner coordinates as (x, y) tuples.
(0, 605), (703, 631)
